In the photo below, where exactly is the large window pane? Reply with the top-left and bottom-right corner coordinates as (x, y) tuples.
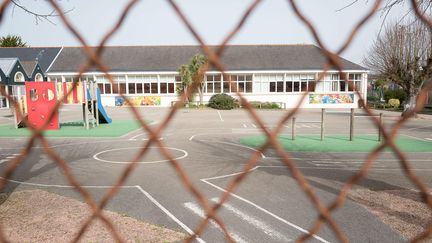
(160, 83), (167, 93)
(104, 83), (111, 94)
(277, 81), (284, 92)
(168, 83), (175, 93)
(144, 83), (150, 93)
(223, 81), (230, 93)
(98, 84), (104, 94)
(293, 81), (300, 92)
(137, 83), (143, 94)
(119, 83), (126, 94)
(151, 83), (158, 94)
(246, 82), (252, 93)
(270, 82), (276, 92)
(214, 82), (221, 93)
(128, 83), (135, 94)
(286, 82), (293, 92)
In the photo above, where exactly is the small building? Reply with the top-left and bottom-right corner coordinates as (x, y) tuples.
(21, 60), (46, 82)
(0, 58), (30, 109)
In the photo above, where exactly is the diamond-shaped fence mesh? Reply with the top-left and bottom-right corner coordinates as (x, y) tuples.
(0, 0), (431, 242)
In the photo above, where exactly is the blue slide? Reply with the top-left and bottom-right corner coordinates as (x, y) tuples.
(86, 88), (112, 124)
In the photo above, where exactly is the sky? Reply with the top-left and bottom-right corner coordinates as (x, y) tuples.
(0, 0), (410, 65)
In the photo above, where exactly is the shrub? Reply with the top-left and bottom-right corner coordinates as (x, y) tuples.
(384, 89), (407, 104)
(247, 101), (281, 109)
(208, 93), (235, 110)
(388, 98), (400, 109)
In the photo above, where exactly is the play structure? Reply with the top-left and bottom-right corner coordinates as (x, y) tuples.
(21, 82), (59, 130)
(82, 79), (112, 130)
(10, 80), (111, 131)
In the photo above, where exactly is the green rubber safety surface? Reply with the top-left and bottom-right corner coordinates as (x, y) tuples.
(0, 120), (142, 138)
(239, 135), (432, 152)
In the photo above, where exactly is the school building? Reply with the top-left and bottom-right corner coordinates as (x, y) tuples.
(0, 45), (370, 108)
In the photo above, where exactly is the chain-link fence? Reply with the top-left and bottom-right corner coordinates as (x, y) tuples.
(0, 0), (431, 242)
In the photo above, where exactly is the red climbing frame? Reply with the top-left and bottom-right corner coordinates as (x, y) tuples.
(25, 82), (59, 130)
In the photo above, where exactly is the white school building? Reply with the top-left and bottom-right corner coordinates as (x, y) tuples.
(0, 45), (368, 108)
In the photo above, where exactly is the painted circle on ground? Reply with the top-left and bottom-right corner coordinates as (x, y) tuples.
(93, 147), (188, 164)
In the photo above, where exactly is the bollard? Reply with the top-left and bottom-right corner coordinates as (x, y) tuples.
(292, 117), (296, 140)
(350, 108), (354, 141)
(321, 108), (325, 141)
(378, 113), (383, 141)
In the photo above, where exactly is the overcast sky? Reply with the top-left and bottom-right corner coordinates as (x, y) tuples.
(0, 0), (409, 65)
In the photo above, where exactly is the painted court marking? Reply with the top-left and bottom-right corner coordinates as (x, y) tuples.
(217, 110), (224, 122)
(0, 176), (203, 242)
(137, 186), (206, 243)
(210, 198), (291, 242)
(93, 147), (188, 164)
(184, 202), (246, 243)
(201, 167), (329, 243)
(197, 139), (265, 159)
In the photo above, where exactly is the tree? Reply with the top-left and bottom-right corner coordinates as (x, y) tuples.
(0, 35), (27, 47)
(364, 20), (432, 115)
(177, 54), (208, 105)
(177, 64), (192, 103)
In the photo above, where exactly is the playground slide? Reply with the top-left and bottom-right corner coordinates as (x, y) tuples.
(95, 88), (112, 124)
(86, 88), (112, 124)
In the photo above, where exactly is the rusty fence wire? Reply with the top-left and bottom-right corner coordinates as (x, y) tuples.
(0, 0), (431, 242)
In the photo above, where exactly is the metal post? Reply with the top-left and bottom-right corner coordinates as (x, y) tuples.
(95, 82), (99, 127)
(84, 81), (89, 130)
(378, 113), (383, 142)
(90, 82), (95, 128)
(350, 108), (354, 141)
(321, 108), (325, 141)
(292, 117), (296, 140)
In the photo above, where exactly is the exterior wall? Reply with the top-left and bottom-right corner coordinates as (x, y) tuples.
(47, 70), (368, 108)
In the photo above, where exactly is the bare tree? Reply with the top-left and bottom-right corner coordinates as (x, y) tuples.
(9, 0), (73, 24)
(364, 20), (432, 115)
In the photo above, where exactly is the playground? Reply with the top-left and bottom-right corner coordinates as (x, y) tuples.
(0, 106), (431, 242)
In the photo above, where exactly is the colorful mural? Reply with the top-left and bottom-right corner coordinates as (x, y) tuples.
(309, 94), (354, 104)
(115, 96), (161, 106)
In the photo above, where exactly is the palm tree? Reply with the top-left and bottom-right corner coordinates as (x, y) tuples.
(177, 64), (192, 103)
(0, 35), (27, 47)
(177, 54), (208, 105)
(189, 54), (208, 105)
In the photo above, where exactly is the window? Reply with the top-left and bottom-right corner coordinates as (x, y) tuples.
(35, 73), (43, 82)
(349, 73), (362, 91)
(159, 75), (175, 94)
(128, 83), (136, 94)
(14, 72), (24, 82)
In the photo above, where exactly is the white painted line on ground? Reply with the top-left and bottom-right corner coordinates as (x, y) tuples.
(93, 147), (188, 164)
(2, 177), (136, 188)
(200, 177), (329, 243)
(136, 186), (205, 243)
(258, 165), (432, 171)
(198, 140), (265, 159)
(252, 124), (257, 128)
(314, 164), (341, 167)
(242, 124), (247, 128)
(426, 138), (432, 141)
(283, 125), (290, 128)
(401, 134), (432, 142)
(5, 156), (15, 159)
(311, 161), (342, 164)
(201, 167), (259, 181)
(210, 198), (291, 242)
(184, 202), (246, 243)
(407, 125), (432, 131)
(140, 137), (164, 141)
(0, 159), (7, 165)
(217, 110), (224, 122)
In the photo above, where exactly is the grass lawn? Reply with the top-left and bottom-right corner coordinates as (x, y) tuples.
(0, 120), (142, 138)
(240, 135), (432, 152)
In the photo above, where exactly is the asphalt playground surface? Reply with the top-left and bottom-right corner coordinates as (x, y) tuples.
(1, 106), (432, 242)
